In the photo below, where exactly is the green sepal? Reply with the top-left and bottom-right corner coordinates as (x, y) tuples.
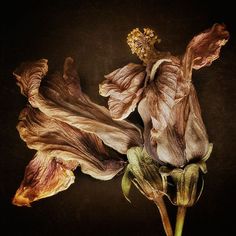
(122, 147), (164, 202)
(159, 162), (207, 207)
(121, 165), (132, 203)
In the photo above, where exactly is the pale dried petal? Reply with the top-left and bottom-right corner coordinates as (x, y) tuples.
(99, 63), (146, 120)
(185, 86), (209, 161)
(14, 58), (143, 154)
(138, 97), (159, 161)
(145, 58), (180, 135)
(17, 106), (124, 180)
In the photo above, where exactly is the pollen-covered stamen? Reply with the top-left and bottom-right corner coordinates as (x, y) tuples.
(127, 28), (161, 63)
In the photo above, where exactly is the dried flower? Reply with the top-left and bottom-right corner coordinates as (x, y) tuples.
(101, 23), (229, 167)
(100, 23), (229, 236)
(13, 57), (143, 206)
(122, 147), (173, 236)
(12, 23), (229, 236)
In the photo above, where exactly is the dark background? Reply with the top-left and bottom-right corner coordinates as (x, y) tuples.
(0, 0), (235, 235)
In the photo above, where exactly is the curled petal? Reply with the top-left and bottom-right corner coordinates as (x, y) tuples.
(13, 105), (125, 206)
(138, 58), (182, 162)
(14, 58), (143, 154)
(138, 24), (228, 166)
(17, 106), (124, 180)
(14, 59), (48, 106)
(99, 63), (146, 120)
(146, 59), (179, 135)
(182, 23), (229, 80)
(138, 97), (159, 161)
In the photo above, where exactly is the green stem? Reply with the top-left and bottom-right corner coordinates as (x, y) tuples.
(174, 206), (187, 236)
(154, 197), (173, 236)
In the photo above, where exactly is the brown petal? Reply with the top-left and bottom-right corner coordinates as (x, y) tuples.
(13, 59), (48, 106)
(145, 59), (180, 137)
(154, 96), (189, 167)
(14, 58), (143, 154)
(138, 98), (159, 161)
(99, 63), (146, 120)
(185, 86), (209, 161)
(17, 105), (125, 179)
(13, 106), (125, 206)
(12, 152), (76, 207)
(182, 23), (229, 80)
(138, 58), (208, 166)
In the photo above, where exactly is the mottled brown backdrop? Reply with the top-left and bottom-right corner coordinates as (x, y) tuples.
(0, 0), (235, 235)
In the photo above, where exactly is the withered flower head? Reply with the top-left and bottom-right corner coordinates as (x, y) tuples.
(100, 23), (229, 167)
(13, 57), (143, 206)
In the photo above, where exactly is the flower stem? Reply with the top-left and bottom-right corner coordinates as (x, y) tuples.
(174, 206), (187, 236)
(154, 197), (173, 236)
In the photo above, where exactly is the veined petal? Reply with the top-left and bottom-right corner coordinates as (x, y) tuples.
(14, 58), (143, 154)
(17, 106), (124, 180)
(182, 23), (229, 80)
(185, 86), (209, 161)
(13, 105), (125, 206)
(99, 63), (146, 120)
(12, 152), (76, 207)
(145, 58), (180, 138)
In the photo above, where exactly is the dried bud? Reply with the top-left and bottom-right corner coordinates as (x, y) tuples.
(160, 161), (207, 207)
(121, 147), (164, 202)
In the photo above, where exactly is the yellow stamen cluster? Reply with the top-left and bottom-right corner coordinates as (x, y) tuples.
(127, 28), (161, 62)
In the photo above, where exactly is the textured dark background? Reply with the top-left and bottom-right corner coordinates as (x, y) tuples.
(0, 0), (235, 235)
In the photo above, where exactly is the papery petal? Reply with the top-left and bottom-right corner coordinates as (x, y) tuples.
(138, 97), (158, 161)
(155, 96), (189, 167)
(99, 63), (146, 120)
(182, 23), (229, 80)
(12, 152), (76, 207)
(139, 58), (208, 167)
(14, 58), (143, 154)
(17, 106), (124, 180)
(13, 105), (125, 206)
(14, 59), (48, 105)
(185, 86), (209, 161)
(141, 58), (180, 144)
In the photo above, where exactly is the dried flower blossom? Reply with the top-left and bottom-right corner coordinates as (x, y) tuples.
(12, 22), (229, 236)
(101, 23), (229, 167)
(100, 23), (229, 236)
(122, 146), (173, 236)
(13, 57), (143, 206)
